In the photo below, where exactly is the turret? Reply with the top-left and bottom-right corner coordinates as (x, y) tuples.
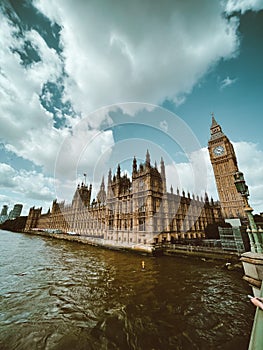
(132, 156), (137, 175)
(107, 169), (113, 199)
(160, 157), (167, 193)
(72, 178), (92, 208)
(108, 168), (112, 184)
(117, 164), (121, 179)
(97, 176), (106, 204)
(145, 149), (151, 168)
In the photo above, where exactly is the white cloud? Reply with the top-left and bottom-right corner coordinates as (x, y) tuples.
(15, 170), (55, 201)
(160, 120), (168, 133)
(0, 163), (56, 214)
(54, 123), (115, 180)
(33, 0), (240, 115)
(0, 10), (114, 177)
(0, 163), (16, 187)
(225, 0), (263, 14)
(166, 148), (213, 198)
(0, 194), (10, 202)
(0, 164), (55, 201)
(0, 11), (65, 172)
(233, 142), (263, 213)
(24, 29), (63, 85)
(0, 0), (244, 178)
(220, 76), (237, 89)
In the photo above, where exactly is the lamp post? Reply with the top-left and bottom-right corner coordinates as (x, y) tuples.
(234, 171), (262, 254)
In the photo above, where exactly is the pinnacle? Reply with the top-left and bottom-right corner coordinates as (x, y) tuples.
(211, 113), (218, 128)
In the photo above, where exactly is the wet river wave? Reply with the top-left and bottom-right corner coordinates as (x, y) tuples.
(0, 230), (254, 349)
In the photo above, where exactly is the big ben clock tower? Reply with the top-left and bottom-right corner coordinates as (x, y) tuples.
(208, 115), (245, 219)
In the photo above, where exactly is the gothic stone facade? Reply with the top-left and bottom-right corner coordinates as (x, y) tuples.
(25, 151), (223, 247)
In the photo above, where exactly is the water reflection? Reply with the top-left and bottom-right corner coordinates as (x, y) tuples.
(0, 231), (254, 349)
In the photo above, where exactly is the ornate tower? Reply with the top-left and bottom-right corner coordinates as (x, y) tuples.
(208, 115), (245, 219)
(97, 176), (107, 204)
(72, 182), (92, 208)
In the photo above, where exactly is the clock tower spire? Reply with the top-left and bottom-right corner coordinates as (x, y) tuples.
(208, 115), (245, 219)
(210, 113), (224, 139)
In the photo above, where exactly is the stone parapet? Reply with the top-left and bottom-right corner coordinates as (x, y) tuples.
(164, 244), (240, 261)
(240, 252), (263, 297)
(25, 230), (154, 254)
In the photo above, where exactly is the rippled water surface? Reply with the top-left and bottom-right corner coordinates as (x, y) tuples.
(0, 230), (254, 349)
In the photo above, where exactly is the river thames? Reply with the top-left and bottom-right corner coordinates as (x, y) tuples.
(0, 230), (254, 349)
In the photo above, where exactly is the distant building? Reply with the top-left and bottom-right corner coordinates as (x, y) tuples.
(0, 204), (23, 224)
(8, 204), (23, 220)
(0, 205), (9, 224)
(1, 205), (8, 216)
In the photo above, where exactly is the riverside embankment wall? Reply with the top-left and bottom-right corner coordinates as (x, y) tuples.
(22, 230), (242, 261)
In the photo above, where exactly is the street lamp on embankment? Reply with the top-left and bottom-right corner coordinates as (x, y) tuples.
(234, 171), (262, 254)
(234, 172), (263, 348)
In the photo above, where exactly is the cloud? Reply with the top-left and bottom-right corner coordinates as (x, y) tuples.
(160, 120), (168, 133)
(54, 121), (114, 179)
(32, 0), (240, 114)
(0, 162), (56, 214)
(0, 163), (16, 188)
(225, 0), (263, 14)
(232, 141), (263, 213)
(16, 170), (55, 201)
(0, 0), (244, 178)
(0, 163), (55, 200)
(0, 194), (10, 202)
(220, 76), (237, 89)
(0, 9), (114, 176)
(165, 148), (213, 198)
(0, 10), (65, 172)
(233, 141), (263, 182)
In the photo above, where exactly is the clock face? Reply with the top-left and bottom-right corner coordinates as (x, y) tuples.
(213, 145), (225, 156)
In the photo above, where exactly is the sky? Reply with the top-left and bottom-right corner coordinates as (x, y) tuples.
(0, 0), (263, 216)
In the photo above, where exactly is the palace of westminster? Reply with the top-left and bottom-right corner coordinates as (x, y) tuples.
(24, 117), (248, 247)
